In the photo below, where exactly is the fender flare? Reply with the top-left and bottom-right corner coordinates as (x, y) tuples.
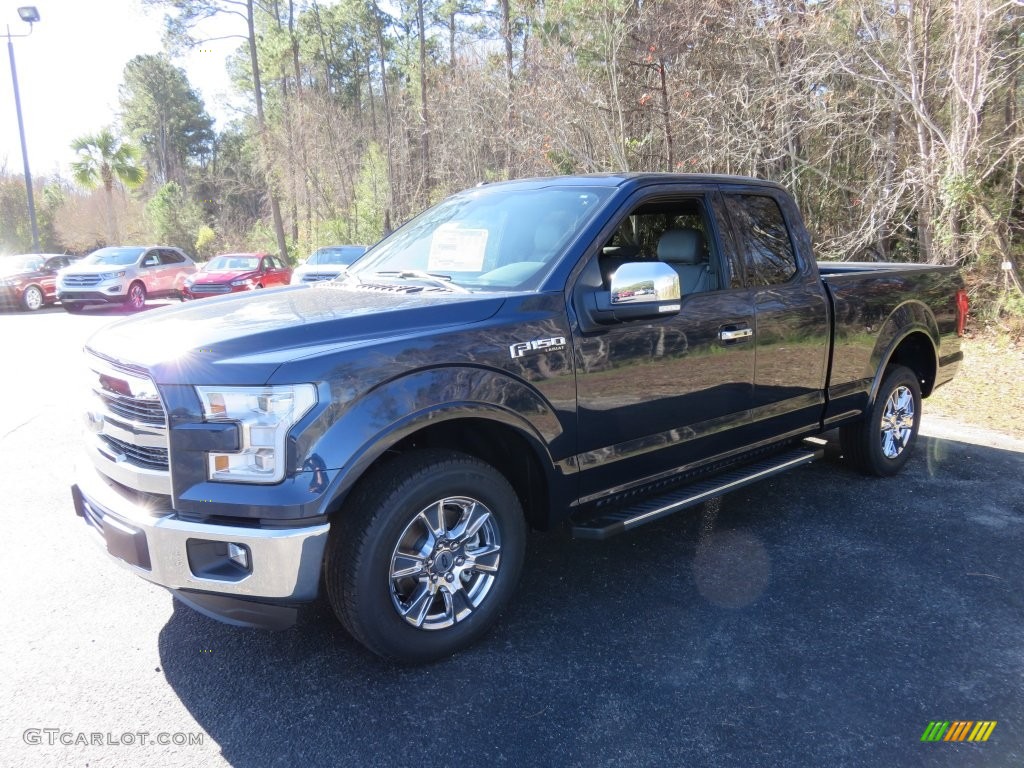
(303, 366), (566, 516)
(865, 300), (939, 405)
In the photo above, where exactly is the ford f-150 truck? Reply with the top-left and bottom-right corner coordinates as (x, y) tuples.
(72, 174), (965, 662)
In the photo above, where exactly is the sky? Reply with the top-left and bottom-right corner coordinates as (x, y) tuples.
(0, 0), (241, 180)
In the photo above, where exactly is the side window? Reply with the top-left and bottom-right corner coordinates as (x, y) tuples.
(141, 251), (160, 267)
(261, 256), (273, 271)
(724, 194), (798, 286)
(159, 249), (186, 265)
(598, 197), (719, 294)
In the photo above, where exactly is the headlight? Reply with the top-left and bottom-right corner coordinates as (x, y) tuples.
(99, 270), (127, 281)
(230, 278), (253, 287)
(195, 384), (317, 484)
(0, 277), (19, 287)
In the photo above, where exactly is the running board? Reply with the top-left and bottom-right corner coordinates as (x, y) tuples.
(570, 441), (825, 540)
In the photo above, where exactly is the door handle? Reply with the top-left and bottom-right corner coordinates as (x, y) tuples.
(719, 327), (753, 342)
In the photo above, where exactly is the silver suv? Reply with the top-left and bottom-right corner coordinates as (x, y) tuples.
(58, 246), (196, 312)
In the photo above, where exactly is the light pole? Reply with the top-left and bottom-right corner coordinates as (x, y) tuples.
(6, 6), (41, 253)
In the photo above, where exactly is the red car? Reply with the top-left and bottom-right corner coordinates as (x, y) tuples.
(181, 253), (292, 300)
(0, 253), (80, 311)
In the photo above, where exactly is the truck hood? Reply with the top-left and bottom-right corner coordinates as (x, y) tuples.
(86, 282), (506, 384)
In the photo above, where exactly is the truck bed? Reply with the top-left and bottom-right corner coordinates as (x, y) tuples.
(818, 260), (963, 427)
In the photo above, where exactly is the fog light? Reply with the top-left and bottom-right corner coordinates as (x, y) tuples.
(228, 543), (249, 569)
(186, 539), (252, 580)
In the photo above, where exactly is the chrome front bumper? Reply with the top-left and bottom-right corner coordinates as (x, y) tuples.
(73, 462), (329, 603)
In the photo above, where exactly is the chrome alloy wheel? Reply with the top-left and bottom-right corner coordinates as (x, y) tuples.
(23, 285), (43, 310)
(880, 385), (915, 459)
(389, 496), (502, 630)
(128, 283), (145, 310)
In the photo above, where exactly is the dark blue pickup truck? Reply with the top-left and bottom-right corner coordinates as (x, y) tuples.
(72, 174), (965, 662)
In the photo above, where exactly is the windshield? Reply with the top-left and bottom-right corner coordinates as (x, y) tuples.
(308, 246), (366, 266)
(207, 255), (261, 271)
(347, 185), (612, 291)
(0, 255), (43, 274)
(83, 247), (145, 266)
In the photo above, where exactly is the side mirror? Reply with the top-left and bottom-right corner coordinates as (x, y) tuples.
(610, 262), (681, 305)
(580, 261), (682, 330)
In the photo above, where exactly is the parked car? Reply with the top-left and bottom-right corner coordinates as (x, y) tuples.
(290, 245), (368, 284)
(71, 174), (965, 663)
(58, 246), (196, 312)
(182, 253), (292, 300)
(0, 253), (79, 311)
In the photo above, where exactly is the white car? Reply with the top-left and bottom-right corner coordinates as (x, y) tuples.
(58, 246), (196, 312)
(290, 245), (368, 285)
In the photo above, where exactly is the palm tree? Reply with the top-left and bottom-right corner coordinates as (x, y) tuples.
(70, 128), (146, 244)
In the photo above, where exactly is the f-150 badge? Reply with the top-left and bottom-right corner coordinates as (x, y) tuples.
(509, 336), (567, 359)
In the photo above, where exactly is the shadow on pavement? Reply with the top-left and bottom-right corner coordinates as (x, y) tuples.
(158, 434), (1024, 767)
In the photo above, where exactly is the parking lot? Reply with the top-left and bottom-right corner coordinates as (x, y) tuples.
(1, 302), (1022, 767)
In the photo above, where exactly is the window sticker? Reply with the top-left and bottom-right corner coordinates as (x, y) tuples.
(428, 224), (489, 272)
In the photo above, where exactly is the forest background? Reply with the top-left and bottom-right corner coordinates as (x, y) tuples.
(1, 0), (1022, 333)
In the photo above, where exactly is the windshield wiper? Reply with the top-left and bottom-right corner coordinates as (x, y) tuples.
(374, 270), (470, 293)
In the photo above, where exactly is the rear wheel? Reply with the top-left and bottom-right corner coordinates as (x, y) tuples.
(21, 285), (44, 311)
(325, 449), (526, 663)
(840, 365), (922, 477)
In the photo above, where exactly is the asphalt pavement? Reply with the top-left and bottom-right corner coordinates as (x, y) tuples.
(1, 302), (1022, 767)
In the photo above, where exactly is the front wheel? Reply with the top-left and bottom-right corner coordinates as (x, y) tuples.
(21, 285), (44, 311)
(126, 282), (146, 311)
(325, 450), (526, 663)
(840, 365), (922, 477)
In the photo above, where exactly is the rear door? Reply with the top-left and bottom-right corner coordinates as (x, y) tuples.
(159, 249), (191, 293)
(571, 186), (756, 502)
(139, 249), (165, 293)
(720, 189), (830, 440)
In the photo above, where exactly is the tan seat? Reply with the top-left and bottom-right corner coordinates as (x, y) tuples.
(656, 229), (711, 294)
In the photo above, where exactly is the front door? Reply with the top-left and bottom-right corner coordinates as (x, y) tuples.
(572, 190), (755, 503)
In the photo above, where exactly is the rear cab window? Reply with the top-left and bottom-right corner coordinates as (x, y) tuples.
(723, 193), (799, 286)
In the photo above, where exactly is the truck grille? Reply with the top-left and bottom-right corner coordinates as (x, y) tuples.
(85, 352), (171, 493)
(63, 274), (103, 286)
(98, 389), (166, 426)
(190, 284), (231, 294)
(99, 435), (169, 470)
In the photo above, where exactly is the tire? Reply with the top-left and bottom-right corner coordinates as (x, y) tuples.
(126, 282), (146, 311)
(325, 449), (527, 663)
(840, 365), (922, 477)
(62, 302), (85, 314)
(21, 285), (44, 311)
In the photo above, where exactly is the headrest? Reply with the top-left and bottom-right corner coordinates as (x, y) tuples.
(657, 229), (706, 265)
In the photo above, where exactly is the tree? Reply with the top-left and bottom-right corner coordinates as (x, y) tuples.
(146, 181), (205, 254)
(146, 0), (290, 262)
(120, 54), (214, 188)
(70, 129), (146, 244)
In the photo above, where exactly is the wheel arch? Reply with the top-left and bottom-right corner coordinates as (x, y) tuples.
(867, 301), (940, 402)
(323, 409), (562, 531)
